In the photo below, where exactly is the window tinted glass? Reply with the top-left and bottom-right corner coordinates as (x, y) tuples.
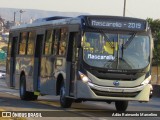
(27, 32), (36, 55)
(19, 32), (27, 55)
(58, 28), (68, 55)
(7, 33), (12, 56)
(53, 29), (60, 55)
(83, 32), (150, 70)
(44, 30), (54, 55)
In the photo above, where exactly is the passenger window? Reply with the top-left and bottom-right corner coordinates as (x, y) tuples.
(44, 30), (54, 55)
(19, 32), (27, 55)
(53, 29), (60, 55)
(58, 28), (68, 55)
(7, 33), (12, 56)
(27, 32), (36, 55)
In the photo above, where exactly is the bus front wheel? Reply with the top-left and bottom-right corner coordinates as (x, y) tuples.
(20, 75), (38, 101)
(115, 101), (128, 111)
(60, 81), (72, 108)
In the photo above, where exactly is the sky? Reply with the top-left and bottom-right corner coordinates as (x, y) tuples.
(0, 0), (160, 19)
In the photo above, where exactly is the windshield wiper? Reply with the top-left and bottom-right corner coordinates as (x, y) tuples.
(99, 30), (114, 48)
(123, 33), (136, 49)
(100, 30), (117, 57)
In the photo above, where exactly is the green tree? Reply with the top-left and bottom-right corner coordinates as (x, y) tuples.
(147, 18), (160, 65)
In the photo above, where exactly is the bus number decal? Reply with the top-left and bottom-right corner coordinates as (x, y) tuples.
(128, 23), (141, 29)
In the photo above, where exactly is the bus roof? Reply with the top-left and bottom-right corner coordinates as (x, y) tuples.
(11, 15), (148, 31)
(11, 16), (81, 30)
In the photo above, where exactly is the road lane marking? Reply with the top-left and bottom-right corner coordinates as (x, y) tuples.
(37, 100), (60, 107)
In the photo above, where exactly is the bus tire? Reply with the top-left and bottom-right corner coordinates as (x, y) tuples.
(20, 75), (38, 101)
(115, 101), (128, 111)
(20, 75), (29, 100)
(60, 81), (72, 108)
(28, 92), (38, 101)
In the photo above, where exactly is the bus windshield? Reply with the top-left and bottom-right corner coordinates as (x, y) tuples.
(82, 32), (150, 70)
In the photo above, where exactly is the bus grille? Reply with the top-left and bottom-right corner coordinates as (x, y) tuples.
(91, 88), (140, 97)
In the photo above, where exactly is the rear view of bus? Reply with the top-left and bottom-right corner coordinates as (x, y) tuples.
(76, 16), (153, 111)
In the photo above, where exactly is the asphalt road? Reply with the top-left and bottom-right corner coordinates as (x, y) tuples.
(0, 78), (160, 120)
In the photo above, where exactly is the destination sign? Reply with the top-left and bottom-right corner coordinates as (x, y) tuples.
(87, 18), (147, 31)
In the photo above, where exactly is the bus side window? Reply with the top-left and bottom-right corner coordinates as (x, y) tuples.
(27, 32), (36, 55)
(53, 29), (60, 55)
(44, 30), (54, 55)
(18, 32), (28, 55)
(7, 33), (12, 56)
(58, 28), (68, 56)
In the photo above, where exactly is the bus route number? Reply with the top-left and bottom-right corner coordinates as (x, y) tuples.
(128, 23), (142, 29)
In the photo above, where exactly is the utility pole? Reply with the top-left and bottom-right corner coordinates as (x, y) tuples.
(13, 12), (17, 25)
(14, 12), (16, 23)
(19, 10), (25, 24)
(123, 0), (126, 17)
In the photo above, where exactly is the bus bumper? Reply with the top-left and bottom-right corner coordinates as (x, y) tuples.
(76, 81), (151, 102)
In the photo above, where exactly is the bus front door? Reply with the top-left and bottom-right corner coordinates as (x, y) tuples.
(33, 34), (43, 91)
(66, 32), (78, 96)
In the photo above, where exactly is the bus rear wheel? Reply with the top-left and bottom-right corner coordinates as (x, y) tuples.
(20, 75), (38, 101)
(60, 81), (72, 108)
(115, 101), (128, 111)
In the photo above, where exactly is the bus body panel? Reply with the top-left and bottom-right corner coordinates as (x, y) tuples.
(87, 71), (146, 87)
(40, 56), (66, 95)
(76, 80), (150, 102)
(40, 76), (56, 95)
(40, 56), (56, 95)
(15, 56), (34, 91)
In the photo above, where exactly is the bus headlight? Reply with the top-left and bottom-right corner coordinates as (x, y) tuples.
(141, 75), (151, 85)
(78, 71), (91, 83)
